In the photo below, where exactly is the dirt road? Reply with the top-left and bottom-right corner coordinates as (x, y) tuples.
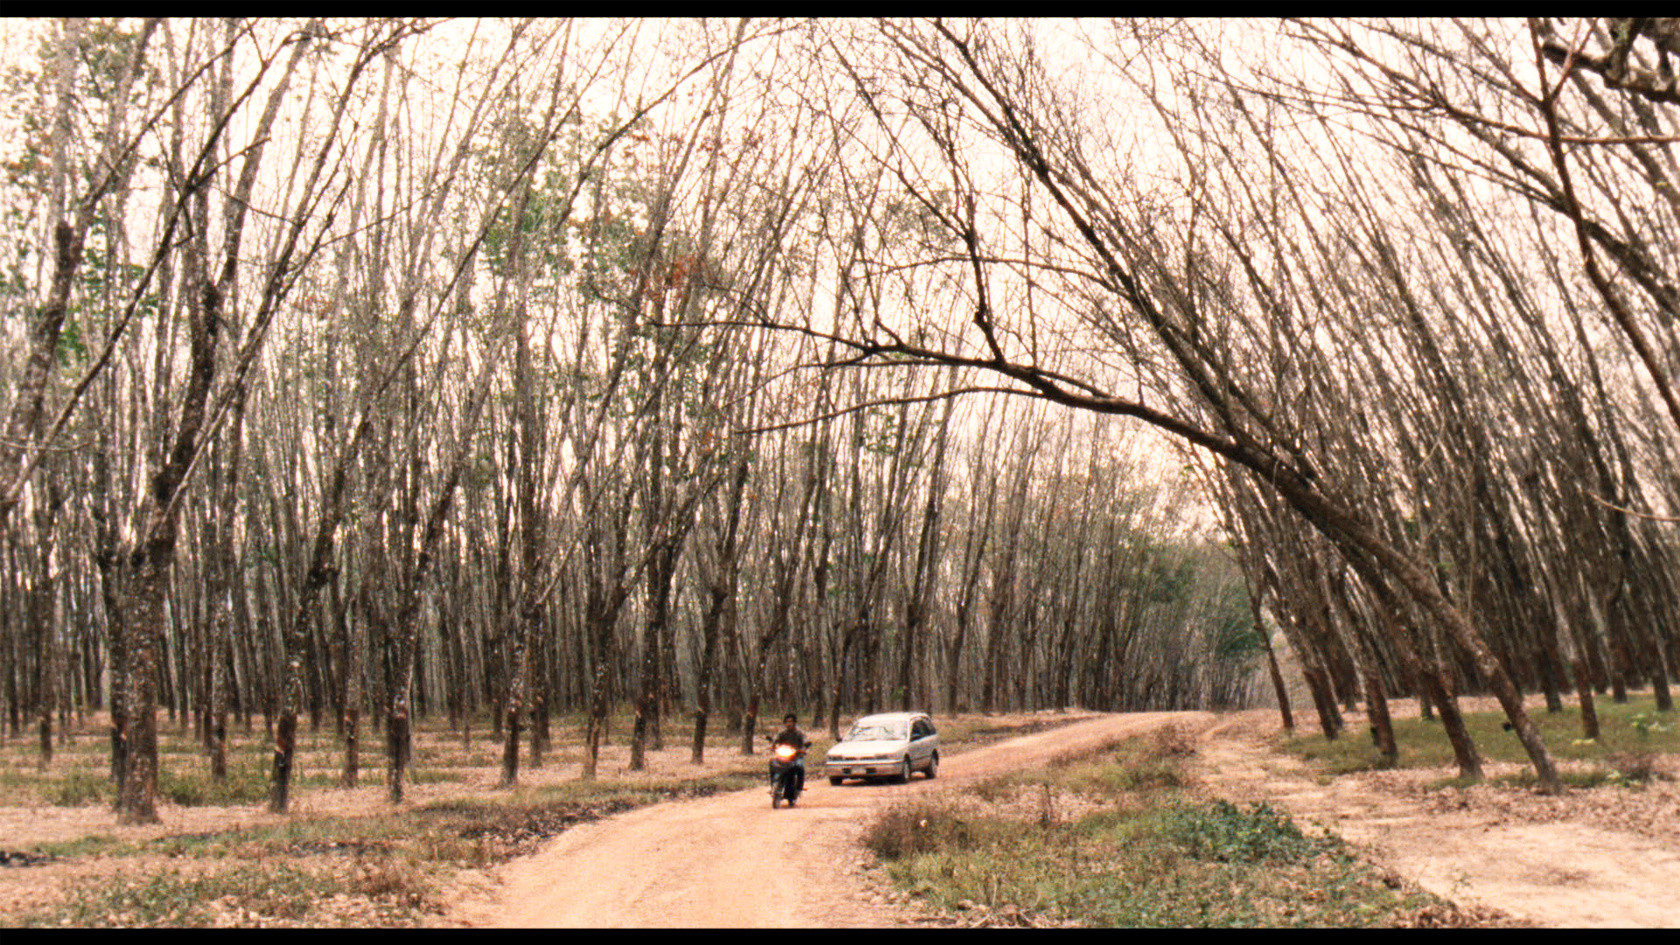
(448, 711), (1214, 928)
(447, 707), (1680, 928)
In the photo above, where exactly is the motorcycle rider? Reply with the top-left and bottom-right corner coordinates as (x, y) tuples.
(770, 713), (810, 797)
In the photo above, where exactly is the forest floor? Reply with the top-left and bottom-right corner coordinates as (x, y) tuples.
(1198, 701), (1680, 928)
(1, 701), (1676, 927)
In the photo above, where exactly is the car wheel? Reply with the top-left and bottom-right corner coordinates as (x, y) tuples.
(830, 776), (845, 786)
(924, 753), (938, 779)
(896, 758), (911, 783)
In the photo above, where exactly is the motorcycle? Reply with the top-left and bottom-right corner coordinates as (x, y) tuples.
(768, 738), (806, 808)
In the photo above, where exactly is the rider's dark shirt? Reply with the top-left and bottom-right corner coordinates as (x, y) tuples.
(772, 727), (809, 750)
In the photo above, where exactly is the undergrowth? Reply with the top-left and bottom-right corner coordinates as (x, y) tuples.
(1283, 693), (1678, 784)
(15, 863), (425, 927)
(863, 726), (1465, 927)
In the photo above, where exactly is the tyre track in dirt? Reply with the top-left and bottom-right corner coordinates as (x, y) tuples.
(446, 711), (1215, 928)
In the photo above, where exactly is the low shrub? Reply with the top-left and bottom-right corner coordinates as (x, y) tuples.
(1160, 800), (1338, 864)
(863, 801), (981, 860)
(1150, 724), (1199, 760)
(868, 793), (1446, 927)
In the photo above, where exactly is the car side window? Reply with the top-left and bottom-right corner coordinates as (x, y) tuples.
(912, 719), (931, 739)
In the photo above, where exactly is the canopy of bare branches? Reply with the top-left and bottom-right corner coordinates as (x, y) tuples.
(1, 18), (1676, 816)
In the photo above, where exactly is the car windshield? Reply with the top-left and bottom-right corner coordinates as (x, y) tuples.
(845, 721), (908, 742)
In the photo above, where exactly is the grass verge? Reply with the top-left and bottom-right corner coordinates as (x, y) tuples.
(862, 727), (1476, 928)
(1281, 693), (1678, 781)
(15, 864), (390, 928)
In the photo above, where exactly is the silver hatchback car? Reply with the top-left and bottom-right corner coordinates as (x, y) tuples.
(824, 711), (939, 784)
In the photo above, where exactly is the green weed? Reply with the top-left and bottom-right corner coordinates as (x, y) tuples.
(49, 771), (111, 806)
(867, 733), (1455, 927)
(26, 834), (130, 859)
(1159, 800), (1339, 864)
(158, 764), (269, 806)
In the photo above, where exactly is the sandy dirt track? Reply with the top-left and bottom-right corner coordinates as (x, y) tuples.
(447, 711), (1215, 928)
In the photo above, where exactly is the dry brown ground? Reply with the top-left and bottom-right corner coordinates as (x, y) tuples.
(1193, 705), (1680, 928)
(443, 705), (1680, 929)
(0, 725), (765, 922)
(0, 710), (1092, 924)
(3, 705), (1677, 927)
(444, 710), (1201, 928)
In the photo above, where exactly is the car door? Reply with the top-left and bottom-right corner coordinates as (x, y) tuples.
(910, 718), (934, 767)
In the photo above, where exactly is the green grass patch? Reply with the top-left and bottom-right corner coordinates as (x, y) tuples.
(25, 834), (134, 860)
(1158, 799), (1338, 864)
(1283, 693), (1679, 779)
(49, 770), (112, 806)
(868, 800), (1438, 927)
(158, 763), (271, 806)
(1058, 732), (1193, 794)
(864, 729), (1457, 927)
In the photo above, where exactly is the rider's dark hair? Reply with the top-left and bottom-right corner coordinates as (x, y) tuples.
(784, 714), (797, 723)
